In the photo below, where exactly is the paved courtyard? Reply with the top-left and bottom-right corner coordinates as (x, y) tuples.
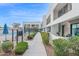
(23, 32), (47, 56)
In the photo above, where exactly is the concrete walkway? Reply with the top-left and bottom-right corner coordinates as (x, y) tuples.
(23, 32), (47, 56)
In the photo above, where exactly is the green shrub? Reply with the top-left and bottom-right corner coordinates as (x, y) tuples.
(15, 42), (28, 55)
(53, 38), (69, 56)
(53, 36), (79, 56)
(68, 36), (79, 55)
(27, 32), (36, 40)
(27, 35), (33, 39)
(41, 32), (49, 45)
(69, 36), (79, 42)
(2, 40), (13, 53)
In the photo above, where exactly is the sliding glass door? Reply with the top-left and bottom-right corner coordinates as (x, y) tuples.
(71, 23), (79, 36)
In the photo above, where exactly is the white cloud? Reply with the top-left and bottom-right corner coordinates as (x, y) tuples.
(8, 10), (43, 17)
(9, 10), (27, 16)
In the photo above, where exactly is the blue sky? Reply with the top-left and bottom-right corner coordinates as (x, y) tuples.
(0, 3), (49, 26)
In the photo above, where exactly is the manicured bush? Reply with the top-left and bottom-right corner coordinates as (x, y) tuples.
(15, 42), (28, 55)
(68, 36), (79, 55)
(41, 32), (49, 45)
(53, 36), (79, 56)
(53, 38), (69, 56)
(2, 40), (13, 53)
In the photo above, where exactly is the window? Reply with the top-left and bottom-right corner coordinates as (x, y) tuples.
(64, 4), (68, 13)
(46, 15), (51, 25)
(71, 24), (79, 36)
(47, 27), (51, 32)
(34, 24), (39, 29)
(58, 23), (61, 36)
(58, 3), (72, 18)
(27, 24), (30, 28)
(32, 24), (35, 27)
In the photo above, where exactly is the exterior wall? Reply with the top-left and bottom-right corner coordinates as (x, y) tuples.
(42, 15), (47, 28)
(51, 24), (59, 36)
(42, 3), (79, 38)
(24, 22), (41, 29)
(52, 3), (79, 25)
(64, 22), (70, 37)
(61, 22), (71, 37)
(41, 4), (54, 32)
(63, 19), (79, 37)
(23, 22), (41, 33)
(50, 3), (79, 36)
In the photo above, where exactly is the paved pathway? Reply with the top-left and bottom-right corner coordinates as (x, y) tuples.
(23, 32), (47, 56)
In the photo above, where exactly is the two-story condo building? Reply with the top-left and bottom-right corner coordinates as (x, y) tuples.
(42, 3), (79, 39)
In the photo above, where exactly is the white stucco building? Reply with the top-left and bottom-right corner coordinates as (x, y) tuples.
(23, 22), (41, 33)
(42, 3), (79, 39)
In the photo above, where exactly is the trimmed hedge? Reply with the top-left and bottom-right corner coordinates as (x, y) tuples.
(41, 32), (49, 45)
(15, 42), (28, 55)
(53, 36), (79, 56)
(2, 40), (13, 53)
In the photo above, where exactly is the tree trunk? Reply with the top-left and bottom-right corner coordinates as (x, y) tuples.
(12, 29), (14, 49)
(12, 29), (14, 42)
(22, 33), (23, 42)
(5, 34), (7, 40)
